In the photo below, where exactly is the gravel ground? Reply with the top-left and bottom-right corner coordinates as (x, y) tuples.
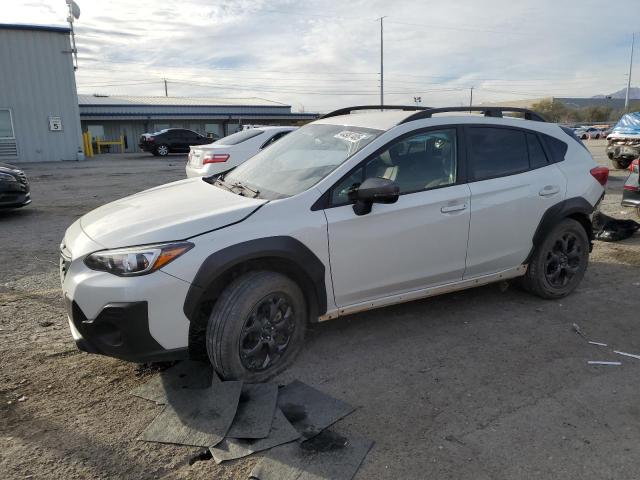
(1, 142), (639, 480)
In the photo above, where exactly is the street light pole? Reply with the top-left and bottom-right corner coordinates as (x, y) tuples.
(469, 86), (474, 111)
(625, 33), (635, 112)
(378, 16), (386, 109)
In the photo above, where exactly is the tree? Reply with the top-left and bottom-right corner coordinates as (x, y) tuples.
(530, 99), (569, 123)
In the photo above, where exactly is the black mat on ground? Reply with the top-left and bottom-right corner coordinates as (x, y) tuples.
(249, 429), (373, 480)
(226, 383), (279, 439)
(130, 360), (219, 405)
(210, 408), (301, 463)
(277, 380), (355, 440)
(139, 381), (242, 447)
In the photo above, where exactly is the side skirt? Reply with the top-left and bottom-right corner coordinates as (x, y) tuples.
(318, 264), (528, 321)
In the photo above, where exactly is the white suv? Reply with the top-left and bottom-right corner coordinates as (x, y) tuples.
(186, 126), (296, 178)
(60, 106), (608, 381)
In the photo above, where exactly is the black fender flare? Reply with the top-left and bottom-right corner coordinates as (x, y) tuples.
(527, 197), (596, 262)
(183, 236), (327, 322)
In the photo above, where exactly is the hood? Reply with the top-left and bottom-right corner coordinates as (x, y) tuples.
(80, 177), (266, 248)
(0, 162), (19, 172)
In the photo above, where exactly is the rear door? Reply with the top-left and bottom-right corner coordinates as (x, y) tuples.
(464, 126), (567, 278)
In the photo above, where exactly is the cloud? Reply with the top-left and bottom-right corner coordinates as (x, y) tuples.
(4, 0), (638, 111)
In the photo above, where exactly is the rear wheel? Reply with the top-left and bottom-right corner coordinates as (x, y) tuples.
(206, 271), (307, 382)
(612, 159), (631, 169)
(156, 144), (169, 156)
(522, 218), (589, 299)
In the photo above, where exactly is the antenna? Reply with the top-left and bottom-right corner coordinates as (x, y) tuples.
(65, 0), (81, 70)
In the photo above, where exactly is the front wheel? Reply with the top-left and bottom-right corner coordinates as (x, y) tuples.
(156, 144), (169, 156)
(521, 218), (589, 299)
(206, 271), (307, 382)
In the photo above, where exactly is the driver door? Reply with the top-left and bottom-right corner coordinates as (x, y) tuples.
(323, 128), (471, 307)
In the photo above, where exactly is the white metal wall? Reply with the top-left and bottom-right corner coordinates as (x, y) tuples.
(0, 27), (83, 163)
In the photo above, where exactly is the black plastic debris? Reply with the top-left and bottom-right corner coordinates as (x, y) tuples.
(188, 448), (213, 465)
(249, 429), (373, 480)
(227, 383), (279, 439)
(593, 211), (640, 242)
(277, 381), (355, 440)
(139, 381), (242, 447)
(130, 359), (219, 404)
(210, 408), (301, 464)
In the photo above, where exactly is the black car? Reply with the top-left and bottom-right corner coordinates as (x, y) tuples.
(0, 162), (30, 209)
(138, 128), (211, 156)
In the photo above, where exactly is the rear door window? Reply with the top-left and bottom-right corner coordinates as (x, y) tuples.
(468, 127), (529, 181)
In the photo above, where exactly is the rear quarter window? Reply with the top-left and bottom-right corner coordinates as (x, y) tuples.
(543, 131), (571, 161)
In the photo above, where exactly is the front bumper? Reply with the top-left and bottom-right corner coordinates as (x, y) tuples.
(0, 181), (30, 208)
(61, 225), (193, 363)
(66, 298), (188, 362)
(607, 143), (640, 160)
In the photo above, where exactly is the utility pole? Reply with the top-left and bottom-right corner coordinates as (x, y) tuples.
(378, 16), (386, 109)
(469, 87), (474, 111)
(625, 33), (635, 112)
(164, 78), (168, 97)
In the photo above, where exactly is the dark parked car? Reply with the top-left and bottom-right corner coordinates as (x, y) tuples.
(138, 128), (211, 156)
(0, 162), (30, 208)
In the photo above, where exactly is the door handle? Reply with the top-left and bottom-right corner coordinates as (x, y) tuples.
(441, 203), (467, 214)
(539, 185), (560, 197)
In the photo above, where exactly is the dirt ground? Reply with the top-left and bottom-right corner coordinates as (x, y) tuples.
(1, 143), (639, 480)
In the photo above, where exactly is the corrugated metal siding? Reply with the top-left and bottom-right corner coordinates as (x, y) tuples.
(0, 28), (83, 163)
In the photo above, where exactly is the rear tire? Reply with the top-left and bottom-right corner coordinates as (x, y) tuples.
(206, 271), (307, 382)
(521, 218), (589, 299)
(611, 159), (631, 169)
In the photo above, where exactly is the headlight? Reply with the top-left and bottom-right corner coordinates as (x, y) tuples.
(0, 172), (17, 182)
(84, 241), (194, 276)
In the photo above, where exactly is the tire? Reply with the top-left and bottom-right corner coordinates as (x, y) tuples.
(521, 218), (589, 299)
(607, 152), (614, 160)
(156, 144), (169, 156)
(206, 271), (307, 382)
(611, 159), (631, 170)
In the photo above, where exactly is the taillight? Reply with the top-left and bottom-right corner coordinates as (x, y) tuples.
(590, 166), (609, 186)
(630, 159), (639, 173)
(203, 153), (230, 164)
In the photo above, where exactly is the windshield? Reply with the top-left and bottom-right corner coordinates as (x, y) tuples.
(222, 124), (382, 199)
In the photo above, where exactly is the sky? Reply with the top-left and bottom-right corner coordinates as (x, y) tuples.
(4, 0), (639, 112)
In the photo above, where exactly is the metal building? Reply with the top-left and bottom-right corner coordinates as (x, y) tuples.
(79, 95), (319, 153)
(0, 24), (83, 163)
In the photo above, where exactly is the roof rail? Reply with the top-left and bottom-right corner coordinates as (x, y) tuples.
(320, 105), (430, 119)
(399, 106), (547, 124)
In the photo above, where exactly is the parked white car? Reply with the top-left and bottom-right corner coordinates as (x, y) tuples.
(186, 126), (297, 178)
(60, 105), (607, 382)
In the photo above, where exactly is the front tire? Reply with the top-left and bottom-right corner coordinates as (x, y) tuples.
(522, 218), (589, 299)
(156, 144), (169, 156)
(611, 159), (631, 169)
(206, 271), (307, 382)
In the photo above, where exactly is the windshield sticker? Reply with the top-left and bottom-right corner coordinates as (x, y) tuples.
(334, 131), (372, 143)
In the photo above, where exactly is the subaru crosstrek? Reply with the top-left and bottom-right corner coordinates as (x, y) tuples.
(60, 106), (608, 381)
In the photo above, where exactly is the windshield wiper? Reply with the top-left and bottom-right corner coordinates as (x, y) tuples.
(229, 180), (260, 198)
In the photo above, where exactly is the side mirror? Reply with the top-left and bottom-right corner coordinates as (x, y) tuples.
(350, 177), (400, 216)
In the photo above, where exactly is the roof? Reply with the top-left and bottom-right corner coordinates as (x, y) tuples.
(77, 94), (289, 108)
(315, 111), (419, 130)
(0, 23), (70, 34)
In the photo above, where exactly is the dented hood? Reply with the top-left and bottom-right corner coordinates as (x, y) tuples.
(80, 177), (266, 248)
